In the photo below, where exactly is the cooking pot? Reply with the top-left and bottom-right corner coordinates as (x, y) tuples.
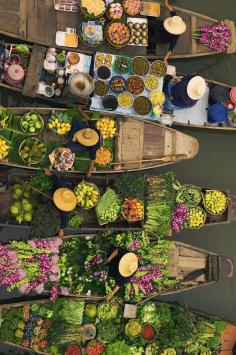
(69, 71), (94, 98)
(5, 64), (25, 86)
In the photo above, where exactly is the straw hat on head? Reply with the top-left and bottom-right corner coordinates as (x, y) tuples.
(187, 76), (207, 100)
(75, 128), (99, 147)
(163, 16), (187, 35)
(53, 188), (77, 212)
(119, 253), (138, 277)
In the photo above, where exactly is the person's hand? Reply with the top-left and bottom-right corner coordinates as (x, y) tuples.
(86, 170), (92, 178)
(58, 229), (65, 239)
(105, 294), (113, 302)
(163, 57), (168, 66)
(44, 167), (52, 176)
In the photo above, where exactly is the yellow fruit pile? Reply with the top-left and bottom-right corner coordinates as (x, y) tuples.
(75, 182), (100, 209)
(48, 118), (71, 135)
(204, 190), (227, 215)
(95, 147), (112, 166)
(0, 137), (9, 160)
(187, 207), (205, 229)
(96, 118), (116, 139)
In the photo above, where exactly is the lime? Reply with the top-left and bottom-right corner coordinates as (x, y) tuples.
(23, 191), (30, 199)
(23, 213), (32, 222)
(31, 114), (38, 120)
(35, 122), (42, 129)
(14, 188), (23, 197)
(13, 184), (22, 190)
(10, 205), (19, 216)
(29, 126), (36, 133)
(23, 203), (32, 212)
(22, 199), (30, 205)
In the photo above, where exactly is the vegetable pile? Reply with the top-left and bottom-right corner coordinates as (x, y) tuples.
(95, 147), (113, 166)
(96, 188), (121, 224)
(10, 183), (34, 224)
(175, 184), (202, 207)
(186, 207), (206, 229)
(122, 199), (144, 222)
(21, 112), (43, 135)
(19, 138), (46, 165)
(47, 112), (72, 136)
(0, 136), (9, 160)
(29, 171), (53, 192)
(96, 117), (116, 139)
(74, 182), (100, 209)
(203, 190), (227, 215)
(0, 108), (10, 130)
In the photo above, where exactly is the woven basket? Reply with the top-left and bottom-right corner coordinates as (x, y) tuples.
(105, 21), (131, 48)
(106, 2), (124, 21)
(79, 0), (106, 19)
(95, 146), (113, 167)
(20, 111), (44, 136)
(122, 198), (144, 222)
(202, 189), (229, 216)
(74, 181), (100, 210)
(19, 138), (45, 166)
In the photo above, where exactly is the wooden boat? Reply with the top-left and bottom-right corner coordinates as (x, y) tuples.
(0, 107), (199, 173)
(0, 170), (236, 232)
(0, 1), (235, 59)
(0, 231), (234, 296)
(0, 299), (235, 355)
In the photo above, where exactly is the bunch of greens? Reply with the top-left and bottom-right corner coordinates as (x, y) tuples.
(68, 211), (84, 228)
(30, 201), (61, 238)
(175, 183), (202, 207)
(58, 299), (84, 325)
(114, 174), (148, 203)
(105, 340), (131, 355)
(97, 302), (119, 321)
(97, 320), (119, 343)
(109, 231), (149, 250)
(138, 302), (160, 327)
(145, 172), (176, 238)
(0, 307), (23, 343)
(29, 172), (53, 192)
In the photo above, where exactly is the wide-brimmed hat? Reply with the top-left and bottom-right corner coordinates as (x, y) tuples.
(75, 128), (99, 146)
(53, 188), (77, 212)
(119, 253), (138, 277)
(187, 76), (207, 100)
(163, 16), (187, 35)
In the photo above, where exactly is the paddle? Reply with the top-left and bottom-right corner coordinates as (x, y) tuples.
(110, 154), (188, 166)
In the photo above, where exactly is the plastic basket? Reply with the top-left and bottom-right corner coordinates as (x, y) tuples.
(19, 138), (46, 166)
(185, 206), (206, 229)
(202, 189), (229, 216)
(122, 198), (144, 222)
(74, 181), (100, 209)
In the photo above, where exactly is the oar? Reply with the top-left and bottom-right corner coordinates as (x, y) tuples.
(110, 154), (188, 166)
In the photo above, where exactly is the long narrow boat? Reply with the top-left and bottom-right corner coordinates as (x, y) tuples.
(0, 107), (199, 173)
(0, 298), (235, 355)
(0, 170), (236, 232)
(0, 1), (235, 59)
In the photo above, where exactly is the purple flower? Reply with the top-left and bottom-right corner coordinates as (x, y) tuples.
(50, 286), (58, 300)
(35, 284), (45, 294)
(129, 241), (141, 250)
(49, 274), (60, 282)
(92, 255), (103, 265)
(19, 283), (30, 294)
(84, 260), (91, 269)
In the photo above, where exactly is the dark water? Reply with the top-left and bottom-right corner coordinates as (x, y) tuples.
(1, 1), (236, 352)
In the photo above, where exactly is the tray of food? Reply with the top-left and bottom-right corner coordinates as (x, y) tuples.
(127, 17), (148, 46)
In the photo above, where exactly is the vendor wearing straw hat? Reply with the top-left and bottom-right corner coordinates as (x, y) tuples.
(66, 107), (101, 178)
(163, 75), (207, 111)
(105, 248), (139, 301)
(44, 168), (77, 238)
(148, 0), (186, 64)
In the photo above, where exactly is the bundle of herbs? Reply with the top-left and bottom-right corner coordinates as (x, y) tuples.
(30, 201), (61, 238)
(145, 172), (176, 238)
(114, 174), (148, 203)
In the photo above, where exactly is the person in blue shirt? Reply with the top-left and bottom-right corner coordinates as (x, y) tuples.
(148, 0), (186, 64)
(65, 106), (101, 178)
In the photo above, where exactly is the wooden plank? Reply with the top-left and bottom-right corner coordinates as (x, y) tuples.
(179, 247), (206, 258)
(191, 15), (197, 54)
(179, 256), (206, 269)
(19, 0), (28, 38)
(22, 44), (47, 97)
(35, 0), (47, 43)
(226, 20), (236, 54)
(0, 0), (20, 36)
(167, 244), (178, 277)
(172, 11), (192, 56)
(45, 0), (57, 45)
(114, 120), (123, 171)
(143, 123), (165, 158)
(27, 0), (37, 41)
(163, 130), (174, 156)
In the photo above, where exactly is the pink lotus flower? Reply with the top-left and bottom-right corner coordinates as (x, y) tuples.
(35, 283), (45, 294)
(51, 265), (60, 274)
(49, 274), (60, 282)
(19, 283), (29, 294)
(60, 286), (69, 295)
(28, 240), (36, 248)
(51, 255), (59, 264)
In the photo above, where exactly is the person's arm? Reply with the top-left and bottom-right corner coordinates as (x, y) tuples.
(163, 50), (171, 65)
(86, 159), (95, 178)
(106, 285), (120, 301)
(164, 0), (173, 12)
(77, 105), (91, 122)
(106, 248), (119, 263)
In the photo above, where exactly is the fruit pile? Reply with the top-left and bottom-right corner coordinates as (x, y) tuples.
(85, 341), (105, 355)
(19, 138), (46, 165)
(96, 188), (121, 224)
(21, 112), (43, 135)
(204, 190), (227, 215)
(108, 2), (123, 19)
(74, 182), (100, 209)
(96, 118), (116, 139)
(123, 0), (141, 15)
(0, 107), (10, 130)
(47, 112), (71, 135)
(10, 183), (34, 224)
(186, 207), (206, 229)
(107, 22), (131, 47)
(122, 199), (144, 222)
(95, 147), (113, 166)
(0, 137), (9, 160)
